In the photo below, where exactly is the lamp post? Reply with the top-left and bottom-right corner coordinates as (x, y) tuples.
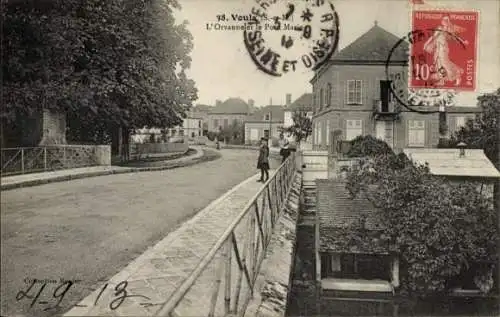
(269, 111), (272, 147)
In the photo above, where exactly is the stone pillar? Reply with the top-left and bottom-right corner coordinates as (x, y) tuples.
(38, 109), (67, 145)
(95, 145), (111, 166)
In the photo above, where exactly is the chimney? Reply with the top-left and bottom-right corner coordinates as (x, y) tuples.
(285, 94), (292, 108)
(457, 142), (467, 158)
(215, 99), (222, 107)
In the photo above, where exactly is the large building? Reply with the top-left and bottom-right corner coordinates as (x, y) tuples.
(207, 98), (256, 132)
(310, 21), (481, 151)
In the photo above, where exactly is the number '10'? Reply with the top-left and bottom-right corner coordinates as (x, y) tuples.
(413, 63), (430, 80)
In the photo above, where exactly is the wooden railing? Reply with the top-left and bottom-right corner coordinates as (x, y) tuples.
(1, 145), (99, 176)
(155, 154), (297, 317)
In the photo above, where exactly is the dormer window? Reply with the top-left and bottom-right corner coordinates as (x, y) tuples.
(265, 114), (270, 121)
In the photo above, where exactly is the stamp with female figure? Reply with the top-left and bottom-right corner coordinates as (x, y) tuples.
(410, 10), (479, 91)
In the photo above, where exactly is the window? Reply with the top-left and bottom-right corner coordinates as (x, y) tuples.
(408, 120), (425, 147)
(191, 132), (195, 138)
(213, 119), (219, 128)
(313, 91), (317, 113)
(347, 80), (362, 104)
(345, 119), (362, 141)
(319, 88), (324, 110)
(198, 120), (202, 128)
(179, 129), (184, 137)
(264, 129), (270, 138)
(224, 119), (229, 128)
(454, 116), (474, 132)
(325, 121), (330, 145)
(327, 83), (332, 106)
(265, 114), (270, 121)
(321, 253), (392, 280)
(317, 121), (322, 145)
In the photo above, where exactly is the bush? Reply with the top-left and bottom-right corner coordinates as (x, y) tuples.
(345, 135), (394, 158)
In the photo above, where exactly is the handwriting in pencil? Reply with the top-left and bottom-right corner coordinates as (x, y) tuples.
(16, 278), (151, 311)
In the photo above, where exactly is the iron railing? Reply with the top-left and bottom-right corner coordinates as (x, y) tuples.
(156, 154), (297, 317)
(1, 145), (99, 176)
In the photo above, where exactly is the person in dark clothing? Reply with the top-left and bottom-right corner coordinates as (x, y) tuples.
(281, 139), (291, 163)
(257, 137), (270, 182)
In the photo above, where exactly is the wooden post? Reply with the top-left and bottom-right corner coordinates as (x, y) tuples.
(224, 238), (232, 314)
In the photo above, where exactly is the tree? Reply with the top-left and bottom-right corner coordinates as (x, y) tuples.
(439, 89), (499, 165)
(345, 147), (498, 296)
(2, 0), (197, 146)
(219, 120), (245, 145)
(281, 110), (312, 144)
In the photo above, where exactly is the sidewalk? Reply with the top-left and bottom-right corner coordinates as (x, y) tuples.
(1, 147), (205, 191)
(63, 171), (267, 316)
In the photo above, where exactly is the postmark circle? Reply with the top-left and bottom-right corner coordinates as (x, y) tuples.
(243, 0), (339, 77)
(385, 28), (467, 111)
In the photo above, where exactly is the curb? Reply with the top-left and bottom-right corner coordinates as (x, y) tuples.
(1, 148), (221, 191)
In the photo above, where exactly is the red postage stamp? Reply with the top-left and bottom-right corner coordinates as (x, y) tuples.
(410, 10), (479, 91)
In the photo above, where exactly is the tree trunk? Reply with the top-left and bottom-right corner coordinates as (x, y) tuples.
(121, 127), (130, 162)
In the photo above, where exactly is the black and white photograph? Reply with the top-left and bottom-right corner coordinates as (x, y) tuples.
(1, 0), (499, 316)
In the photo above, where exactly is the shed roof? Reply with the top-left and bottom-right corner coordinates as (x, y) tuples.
(403, 148), (500, 179)
(316, 179), (392, 254)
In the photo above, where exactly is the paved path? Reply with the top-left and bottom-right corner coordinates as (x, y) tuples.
(64, 171), (269, 316)
(1, 149), (279, 317)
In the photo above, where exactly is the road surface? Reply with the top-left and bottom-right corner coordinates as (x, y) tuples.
(1, 149), (277, 317)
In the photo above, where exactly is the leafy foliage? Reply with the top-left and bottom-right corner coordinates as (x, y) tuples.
(345, 135), (395, 158)
(280, 110), (312, 143)
(219, 120), (245, 145)
(438, 88), (499, 164)
(2, 0), (198, 144)
(345, 148), (498, 296)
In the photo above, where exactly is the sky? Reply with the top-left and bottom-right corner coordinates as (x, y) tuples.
(175, 0), (500, 108)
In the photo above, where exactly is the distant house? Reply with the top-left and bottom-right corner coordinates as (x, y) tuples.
(315, 179), (399, 316)
(192, 104), (211, 135)
(167, 110), (203, 139)
(207, 98), (255, 132)
(244, 105), (285, 145)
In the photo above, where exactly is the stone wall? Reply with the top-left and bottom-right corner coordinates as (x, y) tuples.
(244, 172), (302, 317)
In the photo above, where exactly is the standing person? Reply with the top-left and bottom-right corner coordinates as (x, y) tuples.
(281, 139), (291, 163)
(257, 137), (270, 182)
(278, 133), (286, 159)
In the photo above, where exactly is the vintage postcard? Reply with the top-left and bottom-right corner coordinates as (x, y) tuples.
(2, 0), (499, 317)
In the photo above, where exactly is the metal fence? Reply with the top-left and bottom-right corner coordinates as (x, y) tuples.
(155, 154), (297, 317)
(1, 146), (98, 176)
